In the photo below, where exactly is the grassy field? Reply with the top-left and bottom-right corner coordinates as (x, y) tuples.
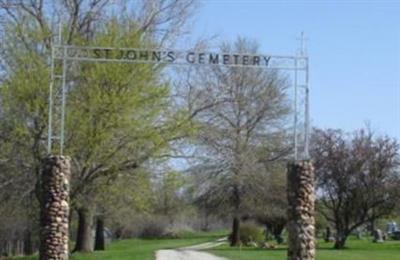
(209, 238), (400, 260)
(16, 233), (400, 260)
(16, 230), (226, 260)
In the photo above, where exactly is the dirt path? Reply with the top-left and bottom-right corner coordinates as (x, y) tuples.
(155, 238), (227, 260)
(156, 249), (226, 260)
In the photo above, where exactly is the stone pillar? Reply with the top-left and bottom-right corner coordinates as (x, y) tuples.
(287, 160), (315, 260)
(39, 156), (71, 260)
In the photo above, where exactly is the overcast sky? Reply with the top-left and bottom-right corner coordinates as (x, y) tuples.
(190, 0), (399, 139)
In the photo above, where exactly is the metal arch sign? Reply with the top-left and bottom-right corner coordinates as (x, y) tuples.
(48, 44), (309, 160)
(53, 45), (307, 70)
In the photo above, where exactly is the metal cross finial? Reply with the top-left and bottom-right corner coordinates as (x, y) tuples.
(297, 31), (308, 57)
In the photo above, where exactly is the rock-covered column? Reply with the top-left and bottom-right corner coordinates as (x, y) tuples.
(287, 160), (315, 260)
(39, 156), (71, 260)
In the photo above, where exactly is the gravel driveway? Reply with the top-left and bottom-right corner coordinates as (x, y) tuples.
(155, 239), (227, 260)
(156, 249), (226, 260)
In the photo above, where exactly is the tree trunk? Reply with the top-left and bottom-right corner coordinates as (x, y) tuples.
(264, 224), (270, 241)
(230, 183), (241, 247)
(370, 219), (375, 236)
(23, 229), (33, 255)
(115, 227), (123, 239)
(230, 216), (240, 246)
(94, 216), (105, 251)
(74, 207), (94, 253)
(334, 231), (348, 249)
(334, 236), (347, 249)
(325, 227), (331, 242)
(203, 211), (210, 231)
(273, 223), (285, 244)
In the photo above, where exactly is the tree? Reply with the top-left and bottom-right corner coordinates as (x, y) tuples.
(182, 37), (290, 246)
(92, 168), (155, 247)
(0, 30), (50, 255)
(252, 162), (288, 244)
(0, 0), (197, 254)
(65, 20), (177, 252)
(311, 128), (400, 249)
(153, 171), (187, 225)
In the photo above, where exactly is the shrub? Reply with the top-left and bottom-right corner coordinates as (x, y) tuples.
(138, 216), (168, 239)
(239, 222), (264, 245)
(137, 216), (186, 239)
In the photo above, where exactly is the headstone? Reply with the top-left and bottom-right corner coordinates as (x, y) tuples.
(391, 231), (400, 240)
(386, 221), (398, 234)
(373, 229), (384, 243)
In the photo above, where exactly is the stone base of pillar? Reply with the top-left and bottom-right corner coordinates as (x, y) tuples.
(287, 160), (315, 260)
(39, 155), (71, 260)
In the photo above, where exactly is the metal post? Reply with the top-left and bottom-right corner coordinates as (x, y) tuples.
(58, 21), (62, 44)
(47, 46), (55, 154)
(48, 20), (64, 155)
(60, 47), (67, 155)
(297, 31), (310, 160)
(293, 58), (298, 161)
(304, 57), (310, 159)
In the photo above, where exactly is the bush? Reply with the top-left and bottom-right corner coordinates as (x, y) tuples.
(138, 216), (185, 239)
(139, 223), (165, 239)
(239, 222), (264, 245)
(138, 216), (168, 239)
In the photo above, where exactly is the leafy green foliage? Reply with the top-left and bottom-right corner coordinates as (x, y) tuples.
(0, 15), (197, 252)
(154, 171), (187, 218)
(238, 222), (264, 245)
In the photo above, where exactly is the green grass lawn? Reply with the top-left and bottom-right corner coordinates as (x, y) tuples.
(16, 233), (400, 260)
(16, 230), (227, 260)
(209, 238), (400, 260)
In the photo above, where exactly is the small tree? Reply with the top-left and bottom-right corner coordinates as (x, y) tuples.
(183, 37), (290, 246)
(153, 171), (187, 225)
(253, 162), (287, 243)
(311, 128), (400, 249)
